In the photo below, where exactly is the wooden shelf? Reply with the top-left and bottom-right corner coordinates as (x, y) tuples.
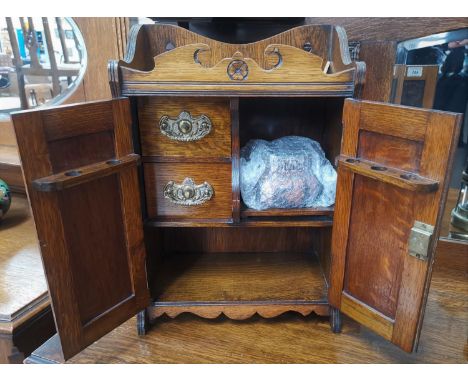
(150, 251), (328, 317)
(241, 206), (334, 218)
(235, 204), (334, 227)
(152, 251), (327, 302)
(146, 216), (333, 228)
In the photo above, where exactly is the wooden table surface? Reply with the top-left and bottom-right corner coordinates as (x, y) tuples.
(0, 193), (48, 333)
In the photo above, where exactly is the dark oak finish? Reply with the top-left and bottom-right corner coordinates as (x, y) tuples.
(337, 156), (439, 193)
(305, 17), (468, 42)
(144, 162), (233, 221)
(241, 206), (334, 218)
(11, 99), (150, 360)
(358, 41), (397, 102)
(149, 251), (328, 320)
(152, 252), (326, 302)
(32, 154), (140, 192)
(329, 99), (462, 352)
(116, 24), (364, 97)
(138, 97), (231, 160)
(16, 24), (464, 362)
(26, 205), (467, 363)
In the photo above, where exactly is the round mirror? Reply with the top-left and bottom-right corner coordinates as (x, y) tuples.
(0, 17), (87, 118)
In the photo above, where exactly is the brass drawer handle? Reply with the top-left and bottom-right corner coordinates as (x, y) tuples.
(164, 177), (214, 206)
(159, 111), (212, 142)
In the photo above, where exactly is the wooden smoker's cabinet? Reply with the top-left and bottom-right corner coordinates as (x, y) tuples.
(12, 25), (461, 362)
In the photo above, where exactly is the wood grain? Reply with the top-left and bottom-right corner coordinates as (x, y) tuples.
(230, 98), (240, 223)
(340, 292), (394, 341)
(155, 227), (319, 254)
(357, 130), (423, 172)
(27, 212), (468, 363)
(151, 251), (327, 303)
(73, 18), (128, 101)
(58, 175), (133, 325)
(329, 99), (462, 352)
(304, 17), (468, 42)
(144, 162), (232, 220)
(0, 194), (56, 364)
(358, 41), (397, 102)
(0, 194), (46, 330)
(344, 175), (413, 318)
(41, 100), (114, 142)
(392, 111), (462, 351)
(138, 97), (231, 160)
(118, 24), (362, 96)
(241, 206), (334, 218)
(337, 156), (438, 193)
(11, 99), (150, 360)
(150, 302), (329, 321)
(26, 175), (468, 364)
(359, 101), (429, 142)
(32, 154), (139, 192)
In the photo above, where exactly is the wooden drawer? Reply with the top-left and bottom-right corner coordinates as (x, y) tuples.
(144, 163), (232, 220)
(139, 97), (231, 159)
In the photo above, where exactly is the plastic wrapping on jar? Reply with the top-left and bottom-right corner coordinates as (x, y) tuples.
(240, 136), (337, 210)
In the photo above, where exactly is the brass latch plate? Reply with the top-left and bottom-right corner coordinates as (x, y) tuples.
(408, 221), (434, 261)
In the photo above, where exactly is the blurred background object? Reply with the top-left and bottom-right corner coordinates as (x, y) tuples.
(0, 178), (10, 220)
(0, 17), (87, 116)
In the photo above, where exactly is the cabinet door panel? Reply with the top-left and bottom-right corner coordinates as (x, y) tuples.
(329, 99), (461, 352)
(12, 98), (150, 360)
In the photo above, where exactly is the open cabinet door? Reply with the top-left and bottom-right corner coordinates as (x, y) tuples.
(329, 99), (461, 352)
(12, 98), (150, 361)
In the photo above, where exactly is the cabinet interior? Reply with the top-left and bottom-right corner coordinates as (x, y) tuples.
(146, 226), (331, 307)
(238, 97), (344, 223)
(143, 96), (344, 310)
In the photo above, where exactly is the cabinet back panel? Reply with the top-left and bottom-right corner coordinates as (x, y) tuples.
(58, 175), (133, 325)
(239, 98), (344, 163)
(343, 175), (414, 319)
(158, 227), (320, 254)
(239, 98), (324, 142)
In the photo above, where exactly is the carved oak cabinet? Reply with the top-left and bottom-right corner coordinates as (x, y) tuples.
(11, 24), (461, 362)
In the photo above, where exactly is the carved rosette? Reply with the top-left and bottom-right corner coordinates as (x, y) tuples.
(227, 59), (249, 81)
(164, 178), (214, 206)
(159, 111), (212, 142)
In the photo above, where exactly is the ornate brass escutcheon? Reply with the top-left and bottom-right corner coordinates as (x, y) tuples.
(164, 178), (214, 206)
(159, 111), (212, 142)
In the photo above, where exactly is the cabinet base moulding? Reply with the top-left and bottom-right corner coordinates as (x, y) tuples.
(148, 301), (330, 321)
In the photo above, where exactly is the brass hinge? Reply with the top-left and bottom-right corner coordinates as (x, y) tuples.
(408, 221), (434, 261)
